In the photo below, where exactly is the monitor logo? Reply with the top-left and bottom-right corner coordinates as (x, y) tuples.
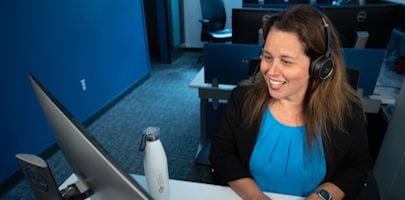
(356, 11), (367, 23)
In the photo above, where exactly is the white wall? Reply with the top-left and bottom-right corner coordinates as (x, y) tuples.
(183, 0), (242, 48)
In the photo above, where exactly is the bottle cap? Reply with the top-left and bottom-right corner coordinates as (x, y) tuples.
(143, 127), (160, 141)
(139, 127), (161, 151)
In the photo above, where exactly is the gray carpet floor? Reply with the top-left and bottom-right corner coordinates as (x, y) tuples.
(1, 50), (212, 200)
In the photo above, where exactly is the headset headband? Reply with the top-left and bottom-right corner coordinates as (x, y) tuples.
(318, 11), (332, 59)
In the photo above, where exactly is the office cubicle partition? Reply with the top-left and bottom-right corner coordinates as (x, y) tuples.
(342, 48), (385, 96)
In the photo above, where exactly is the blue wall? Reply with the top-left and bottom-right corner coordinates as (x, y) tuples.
(0, 0), (150, 183)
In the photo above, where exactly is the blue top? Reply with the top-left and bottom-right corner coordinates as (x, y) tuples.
(249, 108), (326, 196)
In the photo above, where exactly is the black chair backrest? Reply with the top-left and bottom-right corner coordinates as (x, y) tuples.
(346, 67), (360, 90)
(200, 0), (227, 31)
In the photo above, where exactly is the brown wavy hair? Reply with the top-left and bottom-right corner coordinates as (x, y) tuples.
(240, 5), (362, 148)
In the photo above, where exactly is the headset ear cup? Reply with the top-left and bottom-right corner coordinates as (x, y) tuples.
(319, 58), (334, 79)
(310, 57), (323, 79)
(310, 57), (334, 79)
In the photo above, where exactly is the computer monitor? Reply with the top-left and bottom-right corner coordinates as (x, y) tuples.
(232, 8), (282, 44)
(320, 3), (401, 48)
(28, 73), (152, 200)
(204, 43), (262, 85)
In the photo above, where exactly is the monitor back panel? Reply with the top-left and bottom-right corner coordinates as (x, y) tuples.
(204, 43), (262, 85)
(232, 8), (281, 44)
(321, 4), (400, 48)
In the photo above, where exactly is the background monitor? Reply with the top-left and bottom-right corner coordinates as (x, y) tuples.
(320, 3), (401, 48)
(232, 8), (282, 44)
(204, 43), (262, 85)
(29, 73), (152, 200)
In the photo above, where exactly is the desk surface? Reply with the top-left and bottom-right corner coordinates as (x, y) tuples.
(60, 174), (304, 200)
(189, 67), (236, 90)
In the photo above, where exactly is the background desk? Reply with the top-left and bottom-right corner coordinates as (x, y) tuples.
(189, 67), (236, 165)
(60, 174), (304, 200)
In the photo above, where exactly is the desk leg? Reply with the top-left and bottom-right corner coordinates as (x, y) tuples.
(195, 98), (212, 166)
(200, 98), (208, 146)
(195, 88), (229, 166)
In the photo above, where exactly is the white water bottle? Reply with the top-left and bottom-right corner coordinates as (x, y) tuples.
(140, 127), (170, 200)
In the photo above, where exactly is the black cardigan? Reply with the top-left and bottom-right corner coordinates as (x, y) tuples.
(209, 86), (372, 199)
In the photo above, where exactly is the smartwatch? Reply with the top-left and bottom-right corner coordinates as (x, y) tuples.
(315, 189), (333, 200)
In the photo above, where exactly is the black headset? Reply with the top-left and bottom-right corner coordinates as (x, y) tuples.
(309, 11), (334, 80)
(253, 9), (334, 83)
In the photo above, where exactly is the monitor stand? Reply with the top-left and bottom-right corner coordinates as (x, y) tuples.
(354, 31), (369, 49)
(60, 178), (92, 200)
(16, 153), (91, 200)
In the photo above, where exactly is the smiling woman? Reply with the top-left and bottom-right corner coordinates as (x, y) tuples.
(209, 4), (371, 200)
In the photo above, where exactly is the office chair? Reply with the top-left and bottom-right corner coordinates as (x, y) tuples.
(345, 67), (360, 90)
(199, 0), (232, 43)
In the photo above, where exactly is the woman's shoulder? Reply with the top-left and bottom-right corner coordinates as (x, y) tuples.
(338, 99), (367, 137)
(346, 98), (366, 123)
(327, 97), (365, 135)
(231, 85), (260, 105)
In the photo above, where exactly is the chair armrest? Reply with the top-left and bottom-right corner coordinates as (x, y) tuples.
(199, 19), (210, 24)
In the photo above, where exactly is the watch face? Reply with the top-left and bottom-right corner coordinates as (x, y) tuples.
(318, 189), (332, 200)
